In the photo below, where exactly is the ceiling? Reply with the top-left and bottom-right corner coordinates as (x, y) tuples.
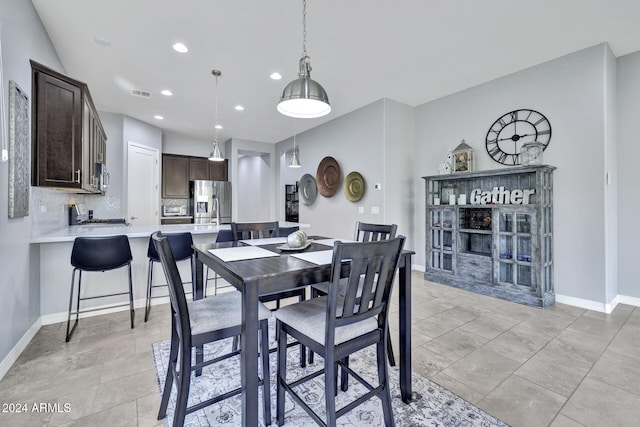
(31, 0), (640, 145)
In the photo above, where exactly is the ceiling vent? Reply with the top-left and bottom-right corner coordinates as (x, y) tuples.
(130, 89), (152, 98)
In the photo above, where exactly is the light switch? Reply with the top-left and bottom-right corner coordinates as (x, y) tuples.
(371, 206), (380, 214)
(358, 206), (364, 214)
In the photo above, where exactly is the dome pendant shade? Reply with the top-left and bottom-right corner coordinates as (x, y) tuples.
(278, 53), (330, 119)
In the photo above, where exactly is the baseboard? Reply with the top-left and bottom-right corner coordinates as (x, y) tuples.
(0, 318), (41, 381)
(413, 264), (426, 272)
(555, 292), (640, 313)
(40, 296), (170, 326)
(618, 294), (640, 308)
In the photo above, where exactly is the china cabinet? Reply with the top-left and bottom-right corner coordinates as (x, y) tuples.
(423, 165), (555, 307)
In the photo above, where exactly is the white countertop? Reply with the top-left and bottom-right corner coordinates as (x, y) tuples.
(31, 221), (307, 244)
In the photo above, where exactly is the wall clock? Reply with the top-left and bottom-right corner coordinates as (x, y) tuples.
(485, 109), (551, 165)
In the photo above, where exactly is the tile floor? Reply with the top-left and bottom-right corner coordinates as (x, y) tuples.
(1, 271), (639, 426)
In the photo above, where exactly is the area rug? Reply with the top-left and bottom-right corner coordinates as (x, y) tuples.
(151, 326), (509, 427)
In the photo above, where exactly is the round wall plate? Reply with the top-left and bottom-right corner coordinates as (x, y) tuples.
(316, 156), (341, 197)
(299, 173), (318, 205)
(344, 171), (365, 202)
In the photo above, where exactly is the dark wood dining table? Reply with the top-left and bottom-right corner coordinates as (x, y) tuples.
(192, 237), (416, 427)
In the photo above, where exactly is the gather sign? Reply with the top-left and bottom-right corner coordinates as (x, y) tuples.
(470, 186), (535, 205)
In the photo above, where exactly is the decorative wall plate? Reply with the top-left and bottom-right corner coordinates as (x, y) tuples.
(344, 171), (366, 202)
(316, 156), (341, 197)
(299, 174), (318, 205)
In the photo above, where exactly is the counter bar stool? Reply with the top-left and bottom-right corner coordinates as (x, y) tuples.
(65, 235), (134, 342)
(145, 232), (195, 322)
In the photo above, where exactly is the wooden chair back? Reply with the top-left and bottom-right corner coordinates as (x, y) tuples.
(326, 236), (405, 345)
(354, 221), (397, 242)
(231, 221), (280, 241)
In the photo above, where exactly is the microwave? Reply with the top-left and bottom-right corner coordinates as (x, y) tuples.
(163, 205), (187, 216)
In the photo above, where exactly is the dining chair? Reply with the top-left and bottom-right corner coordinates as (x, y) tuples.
(309, 221), (398, 366)
(275, 236), (405, 427)
(231, 221), (307, 310)
(65, 235), (134, 342)
(151, 231), (272, 427)
(204, 229), (234, 297)
(145, 232), (194, 322)
(278, 225), (299, 237)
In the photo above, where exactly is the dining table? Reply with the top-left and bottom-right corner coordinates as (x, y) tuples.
(192, 236), (416, 426)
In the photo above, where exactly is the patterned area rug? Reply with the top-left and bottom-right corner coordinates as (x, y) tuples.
(151, 327), (509, 427)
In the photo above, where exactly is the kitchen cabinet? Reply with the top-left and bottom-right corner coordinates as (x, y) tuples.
(162, 154), (228, 199)
(162, 154), (190, 198)
(423, 165), (555, 308)
(30, 60), (106, 193)
(189, 157), (209, 181)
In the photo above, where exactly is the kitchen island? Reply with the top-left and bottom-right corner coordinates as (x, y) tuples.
(32, 221), (304, 325)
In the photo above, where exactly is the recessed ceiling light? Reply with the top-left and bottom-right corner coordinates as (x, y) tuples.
(160, 90), (173, 96)
(172, 42), (188, 53)
(154, 115), (164, 120)
(93, 37), (111, 46)
(235, 105), (244, 111)
(215, 124), (223, 129)
(270, 72), (282, 80)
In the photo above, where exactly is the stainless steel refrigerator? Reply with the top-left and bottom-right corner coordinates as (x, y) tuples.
(189, 180), (232, 224)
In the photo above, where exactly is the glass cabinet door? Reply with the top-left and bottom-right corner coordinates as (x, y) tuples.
(430, 208), (454, 272)
(497, 210), (535, 287)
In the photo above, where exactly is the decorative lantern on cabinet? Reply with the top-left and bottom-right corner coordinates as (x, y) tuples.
(452, 140), (474, 173)
(521, 141), (544, 165)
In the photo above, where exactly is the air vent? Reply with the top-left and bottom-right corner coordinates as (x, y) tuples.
(130, 89), (152, 98)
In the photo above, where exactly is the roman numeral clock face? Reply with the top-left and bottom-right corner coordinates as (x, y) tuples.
(485, 109), (551, 165)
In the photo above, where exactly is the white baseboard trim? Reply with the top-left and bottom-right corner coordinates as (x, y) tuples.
(412, 264), (426, 272)
(555, 293), (640, 313)
(0, 318), (42, 381)
(40, 296), (170, 326)
(619, 294), (640, 308)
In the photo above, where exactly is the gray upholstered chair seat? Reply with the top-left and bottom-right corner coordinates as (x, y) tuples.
(189, 291), (271, 335)
(274, 296), (377, 346)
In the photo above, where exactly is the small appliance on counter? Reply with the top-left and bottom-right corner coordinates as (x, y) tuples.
(162, 205), (188, 217)
(68, 204), (128, 226)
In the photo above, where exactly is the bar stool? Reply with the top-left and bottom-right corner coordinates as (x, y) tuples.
(145, 232), (195, 322)
(65, 235), (134, 342)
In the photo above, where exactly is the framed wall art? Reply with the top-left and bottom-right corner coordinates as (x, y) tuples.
(8, 80), (30, 218)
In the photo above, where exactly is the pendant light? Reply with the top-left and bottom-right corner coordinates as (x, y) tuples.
(277, 0), (331, 119)
(289, 119), (301, 168)
(208, 69), (225, 162)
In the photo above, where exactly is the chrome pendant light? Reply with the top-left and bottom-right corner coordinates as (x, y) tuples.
(208, 69), (225, 162)
(289, 119), (301, 168)
(277, 0), (331, 119)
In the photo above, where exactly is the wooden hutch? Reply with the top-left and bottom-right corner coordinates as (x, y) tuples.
(423, 165), (555, 308)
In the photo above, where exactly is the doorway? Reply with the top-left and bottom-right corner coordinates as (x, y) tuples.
(127, 142), (159, 225)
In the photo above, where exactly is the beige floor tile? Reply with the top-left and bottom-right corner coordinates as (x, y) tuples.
(587, 349), (640, 395)
(560, 377), (640, 427)
(515, 347), (592, 398)
(607, 326), (640, 360)
(459, 311), (524, 340)
(483, 329), (549, 364)
(548, 414), (586, 427)
(422, 328), (488, 362)
(429, 371), (486, 404)
(479, 375), (566, 427)
(441, 348), (522, 395)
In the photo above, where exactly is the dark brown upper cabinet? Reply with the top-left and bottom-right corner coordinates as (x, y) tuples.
(31, 60), (107, 193)
(162, 154), (228, 199)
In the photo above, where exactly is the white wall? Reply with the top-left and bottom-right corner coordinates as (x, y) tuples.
(237, 155), (271, 221)
(163, 130), (226, 158)
(414, 44), (611, 306)
(275, 100), (388, 241)
(0, 0), (65, 368)
(616, 50), (640, 300)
